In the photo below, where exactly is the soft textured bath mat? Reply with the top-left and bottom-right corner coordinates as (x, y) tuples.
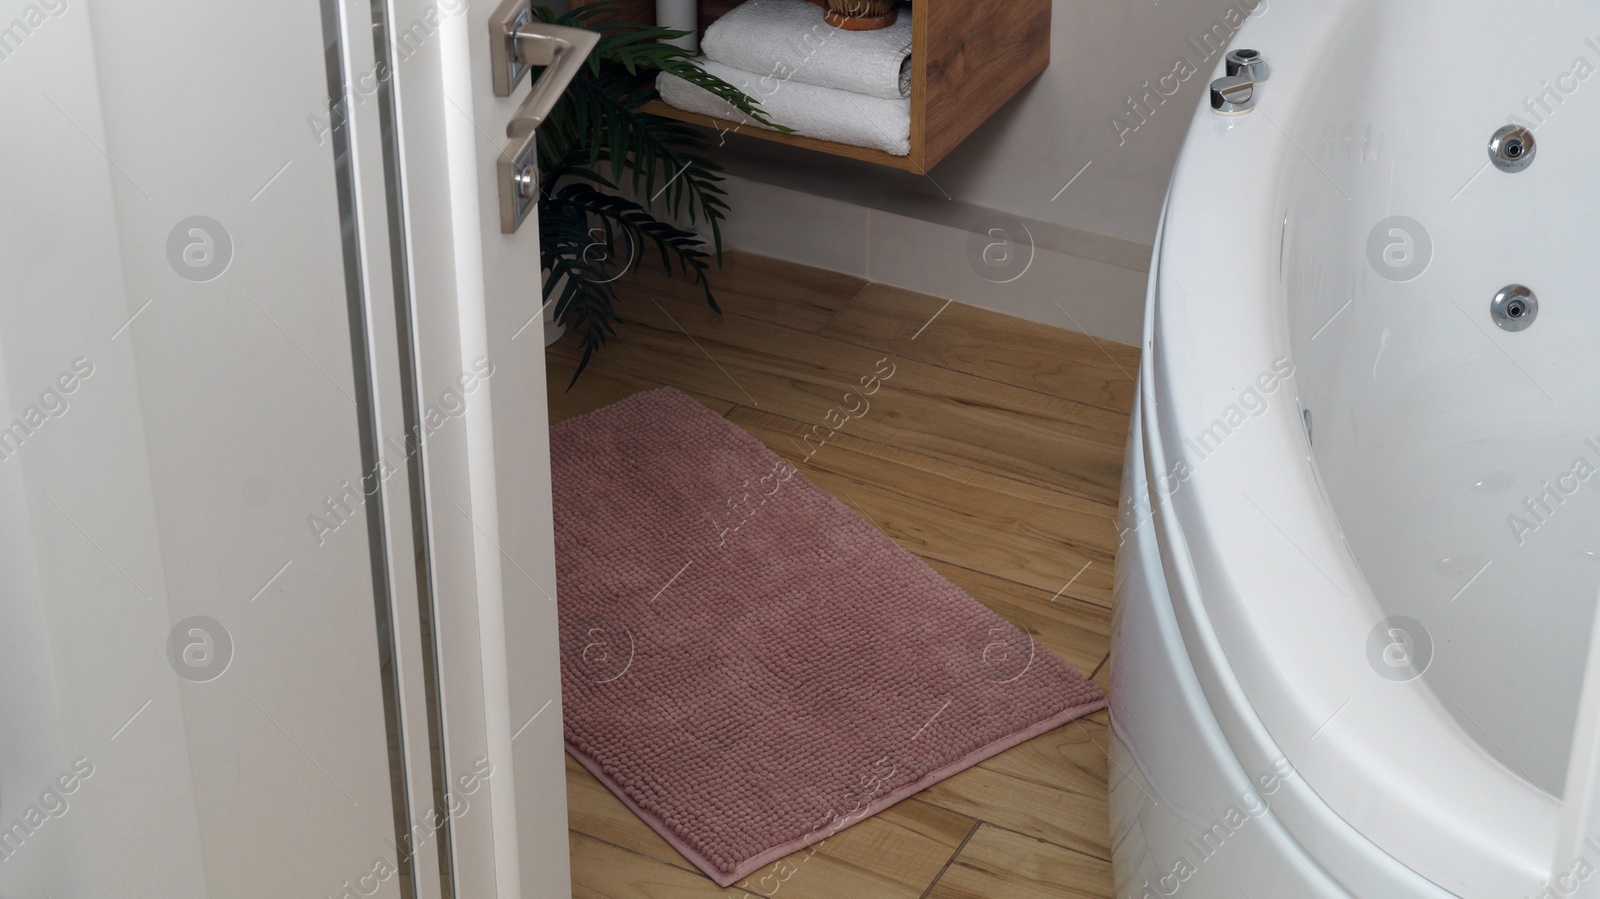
(551, 387), (1105, 887)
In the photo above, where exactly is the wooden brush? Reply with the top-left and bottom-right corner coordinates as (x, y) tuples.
(824, 0), (897, 30)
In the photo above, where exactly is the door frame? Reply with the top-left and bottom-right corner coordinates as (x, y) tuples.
(360, 0), (572, 896)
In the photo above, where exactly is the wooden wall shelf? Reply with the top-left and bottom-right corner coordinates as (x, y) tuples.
(575, 0), (1052, 172)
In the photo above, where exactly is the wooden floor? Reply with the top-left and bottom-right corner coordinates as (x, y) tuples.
(545, 251), (1141, 899)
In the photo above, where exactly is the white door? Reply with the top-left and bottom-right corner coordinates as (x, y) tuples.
(0, 0), (573, 896)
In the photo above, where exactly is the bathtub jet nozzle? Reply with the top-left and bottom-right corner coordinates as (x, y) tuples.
(1488, 124), (1536, 172)
(1491, 284), (1539, 331)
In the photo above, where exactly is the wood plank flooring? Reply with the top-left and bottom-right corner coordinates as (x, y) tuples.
(546, 251), (1139, 899)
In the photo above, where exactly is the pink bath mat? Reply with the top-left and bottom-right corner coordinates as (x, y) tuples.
(551, 387), (1105, 886)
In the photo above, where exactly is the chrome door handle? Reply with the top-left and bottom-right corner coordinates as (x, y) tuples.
(504, 24), (598, 139)
(489, 1), (599, 233)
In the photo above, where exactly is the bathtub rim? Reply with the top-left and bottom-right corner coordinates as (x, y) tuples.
(1117, 388), (1440, 898)
(1138, 3), (1560, 894)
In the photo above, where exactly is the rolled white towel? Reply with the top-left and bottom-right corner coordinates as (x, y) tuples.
(702, 0), (912, 100)
(657, 59), (911, 157)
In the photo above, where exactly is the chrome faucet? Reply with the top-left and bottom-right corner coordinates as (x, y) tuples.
(1226, 48), (1271, 82)
(1211, 49), (1269, 115)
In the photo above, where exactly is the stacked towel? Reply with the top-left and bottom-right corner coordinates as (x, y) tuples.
(704, 0), (911, 99)
(658, 59), (912, 156)
(655, 0), (913, 157)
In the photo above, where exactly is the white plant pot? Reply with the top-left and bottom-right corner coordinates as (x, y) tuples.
(540, 269), (567, 347)
(656, 0), (698, 53)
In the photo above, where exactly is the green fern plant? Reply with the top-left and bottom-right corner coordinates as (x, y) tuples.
(535, 3), (785, 385)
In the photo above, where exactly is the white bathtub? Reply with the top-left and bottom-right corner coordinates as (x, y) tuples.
(1110, 3), (1600, 896)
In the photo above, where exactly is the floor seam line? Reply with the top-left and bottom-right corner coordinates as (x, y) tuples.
(812, 328), (1141, 416)
(608, 299), (1140, 422)
(724, 406), (1127, 512)
(1090, 651), (1112, 681)
(970, 819), (1114, 864)
(809, 278), (876, 334)
(917, 819), (982, 899)
(568, 828), (705, 877)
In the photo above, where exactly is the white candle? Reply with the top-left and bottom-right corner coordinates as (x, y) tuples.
(656, 0), (699, 53)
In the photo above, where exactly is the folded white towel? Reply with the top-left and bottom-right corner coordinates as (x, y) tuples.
(657, 59), (911, 156)
(702, 0), (912, 100)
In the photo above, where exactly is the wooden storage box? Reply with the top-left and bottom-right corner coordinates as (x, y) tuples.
(576, 0), (1051, 172)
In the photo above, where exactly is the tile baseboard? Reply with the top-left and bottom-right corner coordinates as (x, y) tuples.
(720, 175), (1148, 347)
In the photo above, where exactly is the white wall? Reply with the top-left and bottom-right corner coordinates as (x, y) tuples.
(714, 0), (1275, 344)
